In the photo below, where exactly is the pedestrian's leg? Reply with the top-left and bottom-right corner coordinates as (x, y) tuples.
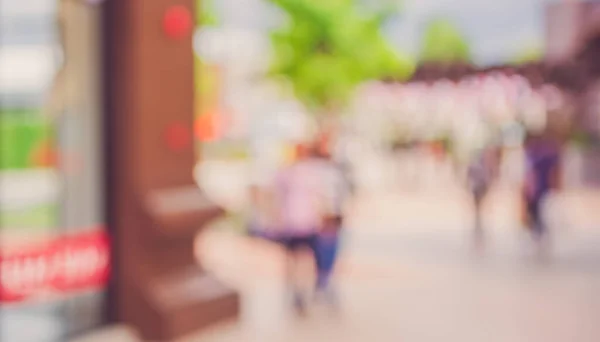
(285, 248), (295, 291)
(528, 199), (551, 260)
(529, 200), (544, 241)
(472, 192), (487, 253)
(533, 202), (552, 259)
(314, 235), (330, 294)
(287, 248), (308, 315)
(474, 196), (484, 246)
(314, 234), (339, 308)
(316, 266), (331, 295)
(284, 247), (295, 297)
(284, 239), (303, 313)
(312, 236), (323, 293)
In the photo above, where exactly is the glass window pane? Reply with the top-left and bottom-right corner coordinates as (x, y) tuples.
(1, 0), (106, 340)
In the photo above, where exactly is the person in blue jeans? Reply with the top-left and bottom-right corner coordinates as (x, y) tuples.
(313, 131), (349, 307)
(315, 216), (342, 304)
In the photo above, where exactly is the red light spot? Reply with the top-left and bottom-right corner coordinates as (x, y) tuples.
(165, 123), (192, 151)
(30, 140), (57, 168)
(195, 114), (217, 142)
(163, 6), (193, 40)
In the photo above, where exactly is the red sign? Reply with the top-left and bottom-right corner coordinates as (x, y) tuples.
(0, 230), (110, 303)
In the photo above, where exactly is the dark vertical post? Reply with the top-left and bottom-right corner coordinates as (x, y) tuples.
(104, 0), (240, 340)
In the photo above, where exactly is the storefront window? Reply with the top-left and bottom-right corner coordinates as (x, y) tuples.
(0, 1), (108, 341)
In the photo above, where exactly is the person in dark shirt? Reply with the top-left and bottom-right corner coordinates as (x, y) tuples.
(523, 131), (562, 254)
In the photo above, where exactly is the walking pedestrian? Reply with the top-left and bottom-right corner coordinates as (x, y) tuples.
(274, 142), (324, 314)
(312, 132), (349, 308)
(467, 145), (500, 251)
(523, 130), (562, 258)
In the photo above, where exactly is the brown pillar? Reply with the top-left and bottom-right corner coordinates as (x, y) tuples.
(104, 0), (239, 340)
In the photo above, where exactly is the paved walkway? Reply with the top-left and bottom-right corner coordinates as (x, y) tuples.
(174, 184), (600, 342)
(69, 188), (600, 342)
(70, 159), (600, 342)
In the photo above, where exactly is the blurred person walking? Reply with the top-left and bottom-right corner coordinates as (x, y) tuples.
(522, 130), (562, 258)
(467, 146), (500, 251)
(312, 131), (350, 309)
(274, 142), (325, 314)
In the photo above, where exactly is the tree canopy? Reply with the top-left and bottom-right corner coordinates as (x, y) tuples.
(267, 0), (415, 114)
(197, 0), (217, 26)
(420, 18), (471, 63)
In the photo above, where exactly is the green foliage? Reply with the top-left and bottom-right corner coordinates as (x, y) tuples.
(420, 18), (471, 63)
(0, 109), (53, 170)
(267, 0), (415, 113)
(194, 0), (218, 116)
(197, 0), (217, 26)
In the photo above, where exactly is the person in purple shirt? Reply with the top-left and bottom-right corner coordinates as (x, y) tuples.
(523, 131), (562, 253)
